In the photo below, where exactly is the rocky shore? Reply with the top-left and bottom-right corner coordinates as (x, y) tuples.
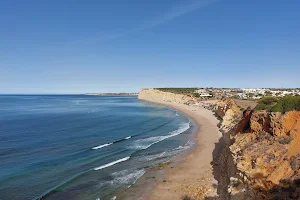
(139, 89), (300, 200)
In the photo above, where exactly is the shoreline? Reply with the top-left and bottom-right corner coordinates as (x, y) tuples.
(138, 98), (221, 200)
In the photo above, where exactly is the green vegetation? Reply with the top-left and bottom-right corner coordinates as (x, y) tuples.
(258, 96), (278, 105)
(255, 103), (268, 110)
(238, 105), (245, 111)
(193, 93), (200, 98)
(270, 95), (300, 113)
(255, 96), (278, 111)
(156, 88), (198, 94)
(255, 95), (300, 113)
(265, 91), (272, 96)
(247, 93), (254, 98)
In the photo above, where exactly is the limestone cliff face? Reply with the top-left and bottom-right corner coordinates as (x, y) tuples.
(214, 98), (242, 133)
(229, 110), (300, 199)
(212, 99), (300, 199)
(138, 88), (195, 105)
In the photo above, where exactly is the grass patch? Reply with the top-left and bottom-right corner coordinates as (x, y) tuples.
(156, 88), (198, 94)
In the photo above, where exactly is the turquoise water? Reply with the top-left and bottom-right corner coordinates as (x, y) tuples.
(0, 95), (193, 200)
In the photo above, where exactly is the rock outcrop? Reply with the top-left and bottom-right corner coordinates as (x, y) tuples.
(138, 88), (195, 105)
(227, 109), (300, 199)
(214, 98), (242, 133)
(212, 99), (300, 199)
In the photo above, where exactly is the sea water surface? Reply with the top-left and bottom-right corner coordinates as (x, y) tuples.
(0, 95), (193, 200)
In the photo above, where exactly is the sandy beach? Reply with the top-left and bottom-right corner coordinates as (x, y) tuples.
(139, 99), (221, 200)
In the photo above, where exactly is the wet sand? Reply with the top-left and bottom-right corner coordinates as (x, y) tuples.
(139, 99), (221, 200)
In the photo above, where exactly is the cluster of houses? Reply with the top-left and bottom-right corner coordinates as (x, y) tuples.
(194, 88), (300, 100)
(195, 88), (240, 99)
(236, 88), (300, 99)
(195, 89), (213, 97)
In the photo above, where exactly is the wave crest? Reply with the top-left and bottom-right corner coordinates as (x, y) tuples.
(128, 123), (190, 150)
(92, 136), (132, 150)
(94, 156), (130, 171)
(92, 143), (113, 150)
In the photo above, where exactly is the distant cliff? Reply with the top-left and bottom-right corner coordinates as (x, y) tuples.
(138, 88), (195, 105)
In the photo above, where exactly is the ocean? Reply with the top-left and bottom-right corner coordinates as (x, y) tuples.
(0, 95), (194, 200)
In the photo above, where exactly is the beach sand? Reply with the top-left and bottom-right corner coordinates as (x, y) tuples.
(138, 99), (221, 200)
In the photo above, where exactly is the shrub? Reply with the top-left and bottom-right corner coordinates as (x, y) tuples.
(270, 95), (300, 113)
(258, 96), (278, 105)
(255, 103), (268, 110)
(270, 102), (282, 112)
(193, 93), (200, 98)
(156, 88), (198, 94)
(238, 105), (245, 111)
(247, 93), (254, 98)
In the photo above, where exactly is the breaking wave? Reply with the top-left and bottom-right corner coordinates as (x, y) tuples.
(94, 157), (130, 171)
(92, 143), (113, 150)
(128, 123), (190, 150)
(110, 169), (145, 185)
(92, 136), (132, 150)
(92, 117), (177, 150)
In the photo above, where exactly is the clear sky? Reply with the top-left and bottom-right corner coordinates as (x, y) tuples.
(1, 0), (299, 94)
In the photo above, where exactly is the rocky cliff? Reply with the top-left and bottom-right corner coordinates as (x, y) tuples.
(230, 110), (300, 199)
(138, 88), (195, 104)
(213, 99), (300, 200)
(214, 99), (242, 133)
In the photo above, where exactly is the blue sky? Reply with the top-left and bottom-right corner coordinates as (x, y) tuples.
(1, 0), (299, 94)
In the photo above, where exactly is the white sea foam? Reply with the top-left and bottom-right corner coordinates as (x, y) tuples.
(139, 152), (167, 161)
(125, 136), (131, 140)
(186, 140), (195, 146)
(128, 123), (190, 150)
(110, 169), (145, 185)
(174, 145), (184, 150)
(92, 143), (113, 150)
(97, 169), (145, 191)
(94, 156), (130, 170)
(111, 196), (117, 200)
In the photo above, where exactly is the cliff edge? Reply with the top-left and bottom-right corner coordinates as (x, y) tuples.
(138, 88), (196, 105)
(213, 99), (300, 200)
